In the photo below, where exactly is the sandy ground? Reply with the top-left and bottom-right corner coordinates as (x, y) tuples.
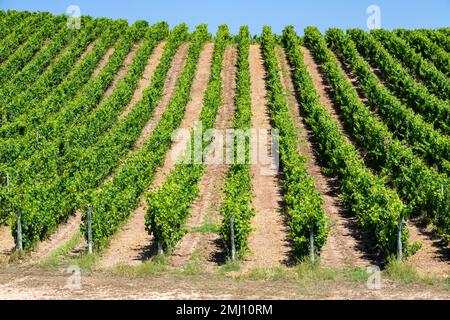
(98, 43), (213, 268)
(276, 47), (375, 269)
(0, 266), (448, 300)
(243, 44), (290, 270)
(0, 226), (14, 264)
(26, 212), (83, 264)
(170, 46), (238, 269)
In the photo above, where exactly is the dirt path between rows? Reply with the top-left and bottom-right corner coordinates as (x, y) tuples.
(170, 46), (238, 269)
(406, 218), (450, 277)
(242, 44), (289, 270)
(276, 47), (375, 269)
(26, 213), (83, 264)
(98, 43), (214, 268)
(18, 40), (144, 265)
(331, 49), (450, 277)
(0, 226), (14, 264)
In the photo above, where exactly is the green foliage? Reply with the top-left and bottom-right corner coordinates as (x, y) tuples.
(4, 20), (150, 248)
(83, 24), (210, 250)
(220, 26), (255, 258)
(0, 17), (91, 121)
(395, 29), (450, 76)
(371, 29), (449, 101)
(321, 28), (450, 243)
(326, 29), (450, 175)
(145, 25), (230, 253)
(261, 26), (328, 258)
(347, 29), (450, 135)
(286, 26), (407, 257)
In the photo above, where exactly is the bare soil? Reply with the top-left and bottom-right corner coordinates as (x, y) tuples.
(243, 45), (290, 270)
(405, 218), (450, 277)
(0, 266), (448, 300)
(0, 226), (14, 264)
(135, 43), (191, 150)
(98, 43), (214, 268)
(170, 46), (238, 269)
(276, 47), (375, 269)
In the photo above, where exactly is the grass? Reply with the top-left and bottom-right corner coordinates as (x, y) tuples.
(113, 257), (167, 276)
(188, 223), (220, 234)
(385, 257), (420, 284)
(38, 231), (100, 271)
(217, 259), (240, 274)
(181, 251), (205, 275)
(39, 231), (83, 267)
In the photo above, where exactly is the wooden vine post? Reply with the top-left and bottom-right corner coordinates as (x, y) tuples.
(230, 212), (236, 262)
(87, 206), (93, 254)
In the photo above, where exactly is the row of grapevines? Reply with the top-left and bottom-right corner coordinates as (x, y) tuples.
(0, 17), (82, 107)
(304, 27), (450, 243)
(7, 22), (150, 248)
(0, 17), (103, 129)
(0, 14), (65, 88)
(16, 22), (174, 231)
(420, 29), (450, 52)
(0, 11), (31, 39)
(3, 23), (171, 247)
(285, 26), (407, 257)
(347, 29), (450, 135)
(0, 20), (127, 167)
(326, 29), (450, 175)
(261, 26), (328, 258)
(220, 26), (255, 258)
(371, 30), (449, 101)
(81, 25), (210, 250)
(395, 29), (450, 76)
(60, 23), (171, 159)
(0, 21), (142, 210)
(145, 25), (230, 253)
(61, 23), (184, 207)
(0, 12), (47, 62)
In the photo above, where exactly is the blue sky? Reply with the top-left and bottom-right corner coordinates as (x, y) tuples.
(1, 0), (449, 35)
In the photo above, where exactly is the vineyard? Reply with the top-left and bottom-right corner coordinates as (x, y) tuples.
(0, 10), (449, 279)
